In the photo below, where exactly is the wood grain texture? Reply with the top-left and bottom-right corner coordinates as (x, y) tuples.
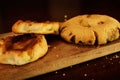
(0, 32), (120, 80)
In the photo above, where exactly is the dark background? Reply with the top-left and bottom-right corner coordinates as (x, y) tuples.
(0, 0), (120, 33)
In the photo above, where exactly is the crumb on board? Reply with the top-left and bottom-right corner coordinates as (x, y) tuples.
(56, 55), (59, 58)
(62, 73), (66, 76)
(54, 46), (57, 49)
(105, 56), (108, 59)
(114, 55), (119, 58)
(64, 15), (68, 21)
(94, 64), (97, 66)
(84, 73), (87, 77)
(70, 65), (73, 68)
(86, 64), (89, 66)
(110, 58), (112, 60)
(55, 71), (58, 74)
(102, 65), (106, 68)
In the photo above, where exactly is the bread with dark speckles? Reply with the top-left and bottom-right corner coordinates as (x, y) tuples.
(60, 14), (120, 45)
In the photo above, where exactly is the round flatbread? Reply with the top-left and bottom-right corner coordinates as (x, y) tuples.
(60, 14), (120, 45)
(12, 20), (60, 35)
(0, 34), (48, 65)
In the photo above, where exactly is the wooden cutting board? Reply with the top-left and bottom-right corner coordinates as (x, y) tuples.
(0, 32), (120, 80)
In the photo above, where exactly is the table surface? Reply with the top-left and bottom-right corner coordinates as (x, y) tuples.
(26, 35), (120, 80)
(27, 34), (120, 80)
(28, 51), (120, 80)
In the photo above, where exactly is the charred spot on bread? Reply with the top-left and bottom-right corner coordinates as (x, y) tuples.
(118, 27), (120, 33)
(79, 19), (83, 24)
(98, 21), (105, 25)
(88, 40), (92, 44)
(69, 32), (73, 36)
(59, 26), (67, 33)
(94, 31), (98, 45)
(4, 34), (39, 52)
(85, 24), (91, 28)
(28, 23), (32, 26)
(70, 35), (75, 43)
(78, 41), (82, 45)
(86, 15), (91, 18)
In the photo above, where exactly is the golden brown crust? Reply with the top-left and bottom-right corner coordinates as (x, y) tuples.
(0, 34), (48, 65)
(60, 14), (120, 45)
(12, 20), (60, 35)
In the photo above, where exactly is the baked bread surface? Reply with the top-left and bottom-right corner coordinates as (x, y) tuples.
(60, 14), (120, 45)
(12, 20), (60, 35)
(0, 34), (48, 65)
